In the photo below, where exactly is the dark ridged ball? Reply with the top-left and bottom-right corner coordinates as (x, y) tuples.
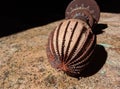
(46, 19), (96, 77)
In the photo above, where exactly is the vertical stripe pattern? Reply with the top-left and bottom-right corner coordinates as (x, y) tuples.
(46, 19), (96, 76)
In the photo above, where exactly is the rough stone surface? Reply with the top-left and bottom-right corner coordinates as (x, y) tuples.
(0, 13), (120, 89)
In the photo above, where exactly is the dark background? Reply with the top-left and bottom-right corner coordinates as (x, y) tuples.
(0, 0), (120, 37)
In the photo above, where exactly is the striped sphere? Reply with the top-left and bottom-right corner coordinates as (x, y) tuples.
(46, 19), (96, 77)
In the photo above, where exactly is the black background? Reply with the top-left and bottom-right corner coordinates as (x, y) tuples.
(0, 0), (120, 37)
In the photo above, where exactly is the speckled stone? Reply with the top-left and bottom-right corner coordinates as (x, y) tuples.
(0, 13), (120, 89)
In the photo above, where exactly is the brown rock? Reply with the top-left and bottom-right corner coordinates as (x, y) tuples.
(0, 13), (120, 89)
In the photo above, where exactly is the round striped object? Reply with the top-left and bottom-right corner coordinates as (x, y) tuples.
(46, 19), (96, 77)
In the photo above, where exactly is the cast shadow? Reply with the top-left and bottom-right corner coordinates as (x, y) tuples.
(92, 23), (108, 35)
(80, 45), (108, 77)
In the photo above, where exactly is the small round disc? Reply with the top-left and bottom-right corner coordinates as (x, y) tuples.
(68, 9), (94, 27)
(65, 0), (100, 24)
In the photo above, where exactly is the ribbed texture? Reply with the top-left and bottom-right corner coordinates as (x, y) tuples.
(46, 19), (96, 76)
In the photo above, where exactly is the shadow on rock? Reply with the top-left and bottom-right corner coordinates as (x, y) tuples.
(93, 23), (108, 35)
(80, 45), (108, 77)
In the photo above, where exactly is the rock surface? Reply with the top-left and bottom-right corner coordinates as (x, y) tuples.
(0, 13), (120, 89)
